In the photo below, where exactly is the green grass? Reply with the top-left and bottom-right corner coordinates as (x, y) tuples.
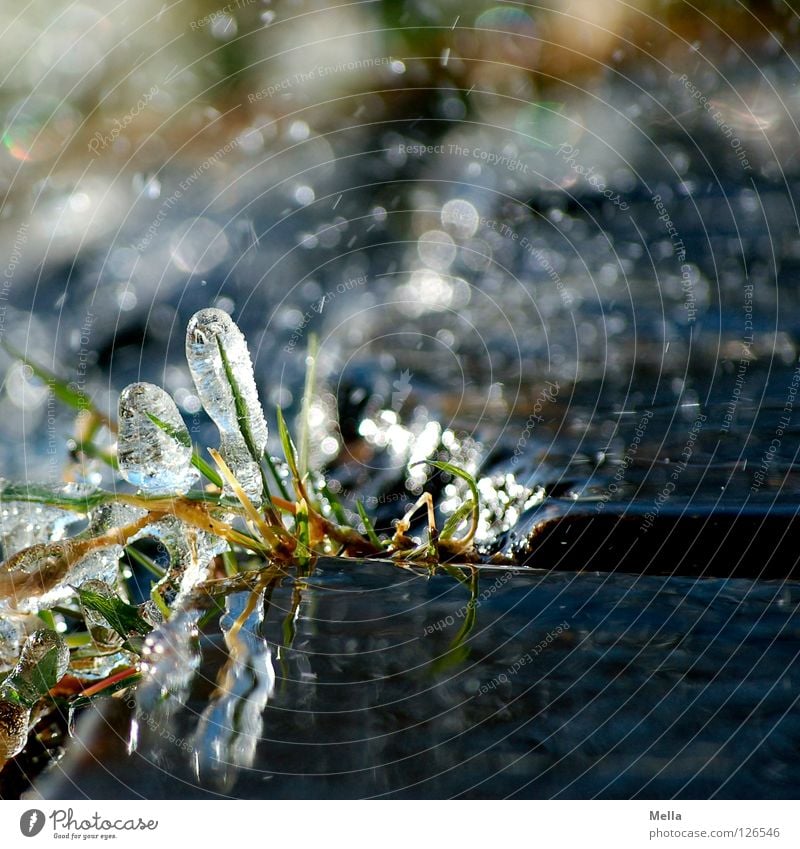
(0, 314), (485, 730)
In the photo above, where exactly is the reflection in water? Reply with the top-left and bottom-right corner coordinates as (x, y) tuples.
(192, 587), (274, 792)
(131, 607), (202, 761)
(31, 559), (800, 799)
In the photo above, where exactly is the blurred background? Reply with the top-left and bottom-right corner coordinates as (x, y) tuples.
(4, 0), (800, 505)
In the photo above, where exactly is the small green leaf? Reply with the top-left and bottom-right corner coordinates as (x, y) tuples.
(440, 500), (475, 541)
(356, 500), (382, 547)
(1, 631), (68, 707)
(75, 586), (152, 639)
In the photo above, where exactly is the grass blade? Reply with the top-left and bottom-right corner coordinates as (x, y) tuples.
(294, 497), (311, 566)
(222, 547), (239, 577)
(430, 570), (479, 674)
(124, 545), (166, 579)
(0, 482), (110, 512)
(276, 407), (300, 481)
(216, 337), (261, 468)
(265, 454), (291, 501)
(440, 499), (475, 541)
(320, 483), (350, 526)
(356, 500), (382, 547)
(298, 334), (318, 480)
(208, 448), (283, 548)
(68, 669), (141, 710)
(149, 584), (171, 620)
(144, 411), (191, 448)
(425, 460), (481, 547)
(144, 410), (223, 488)
(2, 341), (113, 429)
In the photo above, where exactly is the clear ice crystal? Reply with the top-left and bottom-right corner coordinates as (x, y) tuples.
(1, 503), (147, 613)
(0, 482), (93, 559)
(1, 540), (81, 613)
(15, 629), (70, 688)
(118, 382), (199, 496)
(186, 308), (268, 503)
(68, 649), (134, 681)
(0, 616), (26, 673)
(78, 579), (124, 650)
(0, 698), (29, 761)
(60, 502), (149, 605)
(134, 517), (227, 604)
(0, 630), (69, 760)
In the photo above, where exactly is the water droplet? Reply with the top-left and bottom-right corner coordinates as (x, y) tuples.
(294, 185), (315, 206)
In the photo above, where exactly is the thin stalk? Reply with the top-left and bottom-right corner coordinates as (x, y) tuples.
(125, 545), (165, 579)
(298, 334), (318, 480)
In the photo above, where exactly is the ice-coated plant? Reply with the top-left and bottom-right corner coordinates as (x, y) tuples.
(0, 308), (480, 766)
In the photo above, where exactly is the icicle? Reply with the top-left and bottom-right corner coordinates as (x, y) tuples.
(186, 309), (268, 504)
(117, 383), (199, 496)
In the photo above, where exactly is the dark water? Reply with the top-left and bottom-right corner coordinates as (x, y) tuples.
(30, 559), (800, 799)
